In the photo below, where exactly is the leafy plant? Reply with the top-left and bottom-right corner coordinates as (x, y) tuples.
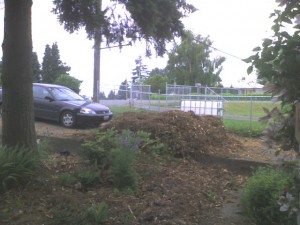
(241, 167), (296, 225)
(109, 147), (139, 192)
(57, 173), (77, 187)
(49, 202), (83, 225)
(75, 164), (101, 188)
(82, 128), (166, 167)
(84, 201), (108, 224)
(120, 212), (134, 225)
(82, 128), (119, 169)
(0, 146), (42, 192)
(134, 130), (166, 155)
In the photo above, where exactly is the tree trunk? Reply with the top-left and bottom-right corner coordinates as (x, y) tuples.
(2, 0), (37, 150)
(93, 0), (102, 102)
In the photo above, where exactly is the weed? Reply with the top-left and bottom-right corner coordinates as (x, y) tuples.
(48, 202), (83, 225)
(57, 173), (77, 187)
(75, 164), (101, 188)
(110, 147), (139, 192)
(85, 201), (108, 224)
(0, 146), (42, 192)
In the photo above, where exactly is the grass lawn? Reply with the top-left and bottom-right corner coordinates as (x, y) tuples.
(224, 101), (279, 117)
(223, 119), (267, 137)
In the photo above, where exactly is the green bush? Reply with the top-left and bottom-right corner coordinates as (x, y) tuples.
(109, 147), (139, 192)
(241, 167), (295, 225)
(49, 202), (84, 225)
(82, 129), (167, 192)
(57, 173), (77, 187)
(82, 128), (119, 169)
(0, 146), (42, 192)
(84, 201), (108, 224)
(75, 164), (101, 188)
(82, 128), (166, 167)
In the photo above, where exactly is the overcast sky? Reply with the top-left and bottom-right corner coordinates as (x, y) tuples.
(0, 0), (278, 96)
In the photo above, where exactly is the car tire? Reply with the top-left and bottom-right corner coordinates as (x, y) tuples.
(60, 111), (76, 128)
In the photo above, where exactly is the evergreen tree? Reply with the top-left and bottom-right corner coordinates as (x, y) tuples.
(132, 56), (149, 84)
(32, 52), (41, 83)
(107, 90), (116, 100)
(99, 91), (106, 100)
(41, 43), (70, 83)
(117, 80), (129, 99)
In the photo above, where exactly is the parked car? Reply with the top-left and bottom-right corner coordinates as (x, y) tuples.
(0, 83), (113, 128)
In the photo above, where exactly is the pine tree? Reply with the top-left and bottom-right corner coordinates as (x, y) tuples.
(117, 80), (129, 99)
(32, 52), (41, 82)
(41, 43), (70, 83)
(132, 56), (149, 84)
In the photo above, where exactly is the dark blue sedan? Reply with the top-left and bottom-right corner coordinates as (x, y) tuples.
(31, 83), (113, 128)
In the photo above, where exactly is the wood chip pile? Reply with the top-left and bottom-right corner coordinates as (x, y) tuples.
(105, 110), (227, 157)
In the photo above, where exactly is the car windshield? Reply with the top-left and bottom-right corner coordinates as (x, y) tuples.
(50, 87), (84, 101)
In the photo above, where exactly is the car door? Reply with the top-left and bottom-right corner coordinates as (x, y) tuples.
(33, 86), (61, 121)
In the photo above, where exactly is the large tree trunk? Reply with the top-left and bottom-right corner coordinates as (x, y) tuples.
(2, 0), (37, 150)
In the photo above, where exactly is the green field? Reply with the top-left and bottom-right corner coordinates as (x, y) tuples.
(224, 101), (280, 117)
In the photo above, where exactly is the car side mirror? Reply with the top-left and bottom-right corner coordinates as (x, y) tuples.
(45, 96), (54, 102)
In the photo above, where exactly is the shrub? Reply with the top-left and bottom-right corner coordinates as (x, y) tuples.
(0, 146), (42, 192)
(109, 147), (139, 192)
(49, 202), (83, 225)
(82, 128), (119, 169)
(82, 128), (166, 192)
(82, 128), (166, 168)
(57, 173), (77, 187)
(84, 201), (108, 224)
(241, 167), (295, 225)
(75, 164), (101, 188)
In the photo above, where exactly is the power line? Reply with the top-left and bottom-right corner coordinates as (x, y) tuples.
(208, 45), (244, 61)
(100, 42), (132, 50)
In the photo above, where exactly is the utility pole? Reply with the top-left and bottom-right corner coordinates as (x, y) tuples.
(93, 0), (102, 102)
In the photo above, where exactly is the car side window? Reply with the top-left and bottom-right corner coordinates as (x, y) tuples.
(33, 86), (50, 99)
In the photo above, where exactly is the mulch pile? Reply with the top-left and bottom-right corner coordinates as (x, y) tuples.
(104, 110), (227, 157)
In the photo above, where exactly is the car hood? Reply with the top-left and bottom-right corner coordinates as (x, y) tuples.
(64, 100), (110, 111)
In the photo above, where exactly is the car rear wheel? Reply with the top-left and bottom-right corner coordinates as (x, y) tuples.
(60, 111), (76, 128)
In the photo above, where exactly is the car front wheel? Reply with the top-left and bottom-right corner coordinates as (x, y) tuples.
(60, 111), (76, 128)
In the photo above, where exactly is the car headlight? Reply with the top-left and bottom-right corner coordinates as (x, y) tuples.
(80, 107), (96, 114)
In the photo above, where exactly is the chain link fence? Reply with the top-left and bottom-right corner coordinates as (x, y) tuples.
(100, 84), (277, 130)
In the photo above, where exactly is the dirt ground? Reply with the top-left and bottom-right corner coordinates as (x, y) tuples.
(0, 111), (295, 225)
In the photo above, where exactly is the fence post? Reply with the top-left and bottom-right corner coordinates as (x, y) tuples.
(158, 89), (161, 112)
(250, 96), (253, 130)
(130, 82), (134, 108)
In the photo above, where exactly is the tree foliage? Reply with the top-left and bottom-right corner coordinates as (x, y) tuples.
(132, 56), (149, 83)
(32, 52), (41, 83)
(52, 0), (196, 101)
(52, 0), (196, 55)
(144, 73), (170, 94)
(107, 90), (116, 100)
(54, 74), (82, 94)
(166, 30), (225, 87)
(41, 42), (70, 83)
(244, 0), (300, 150)
(117, 80), (129, 100)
